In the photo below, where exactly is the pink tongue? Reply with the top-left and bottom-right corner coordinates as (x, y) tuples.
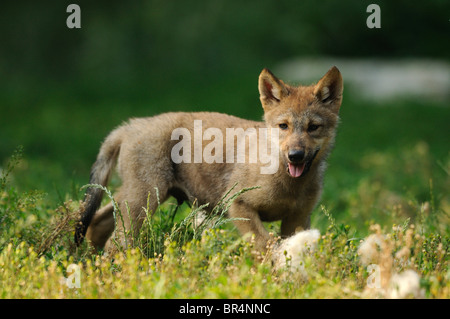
(288, 163), (305, 178)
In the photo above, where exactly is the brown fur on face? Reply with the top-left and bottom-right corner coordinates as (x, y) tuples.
(260, 67), (342, 181)
(75, 67), (343, 254)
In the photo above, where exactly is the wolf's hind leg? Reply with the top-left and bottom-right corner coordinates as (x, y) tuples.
(103, 182), (171, 254)
(85, 202), (115, 251)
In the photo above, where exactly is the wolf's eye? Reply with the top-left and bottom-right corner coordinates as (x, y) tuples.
(308, 124), (320, 132)
(279, 123), (288, 130)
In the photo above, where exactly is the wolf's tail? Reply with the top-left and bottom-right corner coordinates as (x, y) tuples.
(74, 127), (123, 246)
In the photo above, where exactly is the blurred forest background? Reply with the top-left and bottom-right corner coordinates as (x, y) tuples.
(0, 0), (448, 229)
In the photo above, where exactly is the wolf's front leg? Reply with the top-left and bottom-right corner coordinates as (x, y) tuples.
(228, 201), (271, 252)
(280, 210), (311, 238)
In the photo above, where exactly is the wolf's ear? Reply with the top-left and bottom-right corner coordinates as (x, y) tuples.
(259, 68), (289, 108)
(314, 66), (343, 113)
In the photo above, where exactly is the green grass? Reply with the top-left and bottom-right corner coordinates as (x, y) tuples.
(0, 78), (448, 298)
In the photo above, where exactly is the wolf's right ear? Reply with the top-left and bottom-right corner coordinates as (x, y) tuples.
(259, 69), (289, 108)
(314, 66), (343, 113)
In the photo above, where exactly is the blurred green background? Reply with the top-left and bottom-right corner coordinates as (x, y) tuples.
(0, 0), (449, 229)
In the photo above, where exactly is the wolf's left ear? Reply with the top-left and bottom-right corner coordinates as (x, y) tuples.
(259, 68), (289, 109)
(314, 66), (343, 113)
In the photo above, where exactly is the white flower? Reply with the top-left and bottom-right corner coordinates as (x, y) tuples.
(274, 229), (320, 273)
(358, 234), (384, 266)
(387, 270), (424, 299)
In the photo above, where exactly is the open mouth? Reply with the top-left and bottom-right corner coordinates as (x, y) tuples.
(286, 149), (320, 178)
(287, 162), (306, 178)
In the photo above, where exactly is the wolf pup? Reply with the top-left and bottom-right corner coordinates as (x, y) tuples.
(75, 66), (343, 254)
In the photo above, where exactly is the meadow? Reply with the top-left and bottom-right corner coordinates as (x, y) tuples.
(0, 75), (448, 299)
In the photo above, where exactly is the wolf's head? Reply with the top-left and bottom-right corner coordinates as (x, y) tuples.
(258, 66), (343, 178)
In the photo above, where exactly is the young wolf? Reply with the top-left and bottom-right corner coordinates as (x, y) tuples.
(75, 67), (343, 254)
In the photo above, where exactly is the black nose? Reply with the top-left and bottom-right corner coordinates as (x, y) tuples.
(288, 149), (305, 162)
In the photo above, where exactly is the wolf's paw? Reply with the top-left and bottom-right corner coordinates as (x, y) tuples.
(273, 229), (320, 274)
